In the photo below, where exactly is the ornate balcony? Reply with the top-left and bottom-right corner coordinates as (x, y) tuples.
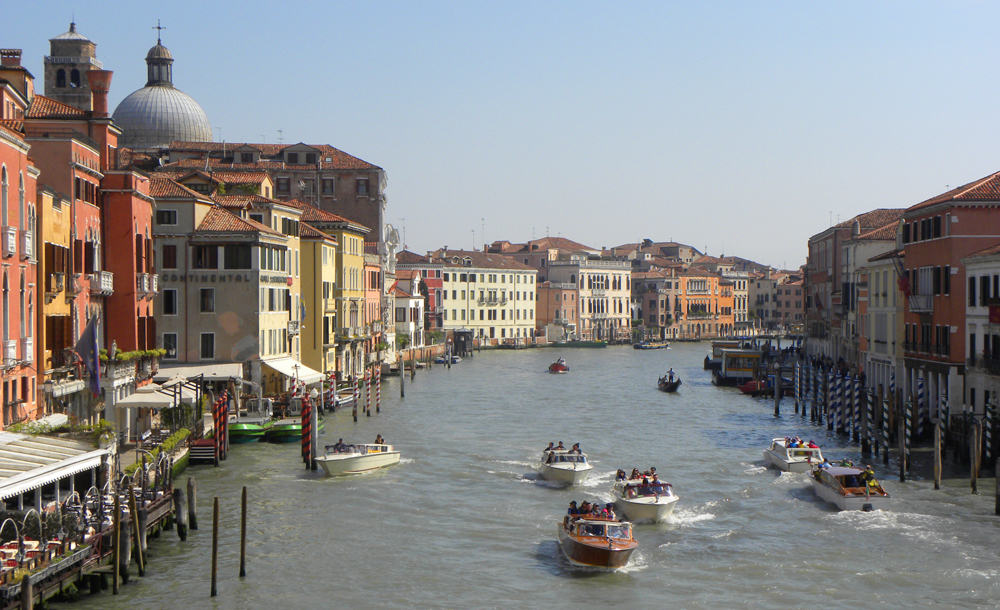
(3, 340), (16, 363)
(2, 226), (15, 258)
(46, 272), (65, 295)
(150, 273), (159, 294)
(88, 271), (114, 295)
(136, 273), (151, 295)
(20, 337), (32, 361)
(908, 294), (933, 313)
(19, 230), (32, 260)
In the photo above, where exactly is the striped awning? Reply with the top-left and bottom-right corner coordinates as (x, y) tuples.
(0, 433), (109, 501)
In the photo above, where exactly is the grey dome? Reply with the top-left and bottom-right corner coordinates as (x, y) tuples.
(113, 85), (211, 150)
(146, 44), (172, 60)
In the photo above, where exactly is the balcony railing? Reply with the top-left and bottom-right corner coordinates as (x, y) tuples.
(20, 337), (32, 361)
(287, 320), (300, 336)
(19, 230), (32, 260)
(150, 273), (159, 294)
(2, 227), (15, 258)
(46, 272), (65, 295)
(88, 271), (114, 295)
(67, 273), (83, 296)
(3, 340), (16, 363)
(477, 297), (508, 306)
(908, 294), (933, 313)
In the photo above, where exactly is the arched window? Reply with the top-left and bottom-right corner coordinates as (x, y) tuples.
(2, 273), (8, 349)
(56, 69), (66, 87)
(19, 275), (24, 339)
(1, 166), (7, 226)
(18, 172), (24, 231)
(70, 69), (80, 88)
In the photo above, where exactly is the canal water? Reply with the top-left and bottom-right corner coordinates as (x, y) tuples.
(64, 342), (1000, 608)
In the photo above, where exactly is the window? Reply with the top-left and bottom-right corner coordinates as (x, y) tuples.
(162, 244), (177, 269)
(200, 333), (215, 359)
(356, 178), (369, 196)
(163, 333), (177, 359)
(56, 69), (66, 87)
(276, 178), (290, 194)
(224, 244), (251, 269)
(322, 178), (335, 194)
(192, 245), (218, 269)
(970, 276), (977, 307)
(200, 288), (215, 313)
(240, 152), (254, 163)
(286, 152), (299, 164)
(163, 289), (177, 315)
(249, 213), (264, 224)
(305, 153), (316, 164)
(155, 209), (177, 225)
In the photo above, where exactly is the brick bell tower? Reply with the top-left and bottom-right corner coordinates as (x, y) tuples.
(43, 21), (103, 111)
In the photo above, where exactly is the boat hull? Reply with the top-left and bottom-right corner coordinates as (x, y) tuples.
(557, 526), (636, 569)
(763, 450), (815, 473)
(811, 477), (888, 510)
(539, 463), (592, 486)
(657, 378), (681, 393)
(614, 495), (678, 522)
(317, 451), (400, 476)
(229, 425), (266, 443)
(264, 419), (325, 443)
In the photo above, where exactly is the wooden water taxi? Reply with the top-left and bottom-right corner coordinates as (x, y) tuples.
(229, 398), (273, 443)
(316, 442), (400, 476)
(558, 515), (637, 569)
(634, 340), (670, 350)
(811, 466), (889, 511)
(711, 349), (762, 386)
(763, 438), (823, 473)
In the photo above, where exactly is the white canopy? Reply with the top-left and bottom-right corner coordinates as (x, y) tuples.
(263, 357), (324, 385)
(154, 362), (243, 383)
(0, 433), (109, 501)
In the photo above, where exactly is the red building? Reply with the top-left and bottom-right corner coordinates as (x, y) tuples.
(0, 49), (40, 427)
(901, 171), (1000, 427)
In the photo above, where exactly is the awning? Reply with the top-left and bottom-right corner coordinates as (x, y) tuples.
(263, 357), (324, 385)
(0, 433), (109, 501)
(116, 383), (175, 410)
(154, 362), (243, 383)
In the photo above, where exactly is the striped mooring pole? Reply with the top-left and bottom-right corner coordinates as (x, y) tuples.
(985, 401), (994, 464)
(829, 373), (839, 432)
(366, 366), (373, 416)
(794, 363), (800, 414)
(904, 397), (913, 473)
(301, 393), (312, 468)
(852, 375), (860, 442)
(376, 366), (381, 414)
(864, 388), (875, 457)
(916, 376), (926, 438)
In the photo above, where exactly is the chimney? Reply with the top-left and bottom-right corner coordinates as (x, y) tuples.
(86, 70), (113, 117)
(0, 49), (22, 67)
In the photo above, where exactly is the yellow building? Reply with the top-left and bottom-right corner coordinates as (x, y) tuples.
(299, 223), (338, 376)
(297, 202), (370, 380)
(433, 249), (538, 345)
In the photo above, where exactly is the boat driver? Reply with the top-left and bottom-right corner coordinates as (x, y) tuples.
(333, 438), (347, 452)
(570, 443), (581, 454)
(667, 368), (674, 381)
(556, 441), (565, 450)
(544, 442), (555, 452)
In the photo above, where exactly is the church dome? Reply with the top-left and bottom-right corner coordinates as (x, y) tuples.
(113, 86), (212, 149)
(112, 37), (210, 150)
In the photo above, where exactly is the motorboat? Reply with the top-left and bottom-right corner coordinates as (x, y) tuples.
(434, 354), (462, 364)
(539, 449), (592, 485)
(633, 340), (670, 350)
(316, 442), (400, 476)
(712, 349), (763, 386)
(657, 375), (681, 393)
(558, 515), (637, 569)
(229, 397), (273, 443)
(763, 438), (823, 473)
(548, 358), (570, 374)
(811, 466), (889, 511)
(612, 478), (679, 522)
(264, 418), (302, 443)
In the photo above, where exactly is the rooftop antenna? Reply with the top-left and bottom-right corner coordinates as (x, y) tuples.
(828, 211), (833, 226)
(277, 129), (284, 145)
(481, 217), (485, 250)
(152, 19), (166, 44)
(400, 217), (406, 249)
(546, 225), (550, 238)
(471, 229), (476, 251)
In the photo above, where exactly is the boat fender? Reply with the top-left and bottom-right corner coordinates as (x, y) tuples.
(862, 503), (874, 512)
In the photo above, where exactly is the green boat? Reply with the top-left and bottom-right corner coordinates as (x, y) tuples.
(556, 340), (607, 348)
(263, 417), (325, 443)
(229, 418), (272, 443)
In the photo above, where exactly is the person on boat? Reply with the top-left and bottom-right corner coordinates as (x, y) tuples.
(667, 368), (674, 382)
(817, 459), (832, 470)
(860, 465), (878, 489)
(616, 469), (627, 481)
(556, 441), (565, 450)
(807, 440), (819, 449)
(567, 501), (579, 515)
(605, 503), (617, 520)
(579, 501), (591, 514)
(544, 442), (555, 452)
(375, 434), (385, 445)
(629, 467), (641, 480)
(333, 438), (346, 452)
(569, 443), (581, 454)
(839, 458), (854, 467)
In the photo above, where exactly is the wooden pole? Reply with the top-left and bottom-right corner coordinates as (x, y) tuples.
(898, 398), (906, 483)
(240, 486), (247, 578)
(19, 573), (31, 610)
(995, 453), (1000, 516)
(128, 491), (145, 576)
(113, 490), (120, 594)
(173, 487), (187, 541)
(210, 496), (219, 597)
(934, 420), (942, 490)
(773, 373), (780, 417)
(188, 477), (198, 530)
(400, 357), (405, 398)
(971, 418), (979, 494)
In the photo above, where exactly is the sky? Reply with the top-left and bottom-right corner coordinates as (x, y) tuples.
(7, 1), (1000, 269)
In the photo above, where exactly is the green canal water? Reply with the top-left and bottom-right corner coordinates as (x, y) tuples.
(61, 342), (1000, 608)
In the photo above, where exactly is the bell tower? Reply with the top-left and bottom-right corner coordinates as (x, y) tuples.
(43, 22), (103, 111)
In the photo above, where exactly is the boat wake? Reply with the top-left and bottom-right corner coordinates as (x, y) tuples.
(398, 457), (415, 464)
(741, 462), (768, 475)
(667, 505), (717, 526)
(578, 470), (616, 488)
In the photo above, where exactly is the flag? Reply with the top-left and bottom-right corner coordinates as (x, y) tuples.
(75, 316), (101, 396)
(300, 299), (307, 329)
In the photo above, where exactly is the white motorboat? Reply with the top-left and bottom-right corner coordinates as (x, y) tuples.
(538, 449), (592, 485)
(316, 442), (400, 476)
(811, 466), (889, 511)
(612, 478), (679, 522)
(764, 438), (824, 473)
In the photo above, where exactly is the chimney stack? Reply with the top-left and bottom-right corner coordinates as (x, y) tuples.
(86, 70), (113, 117)
(0, 49), (22, 67)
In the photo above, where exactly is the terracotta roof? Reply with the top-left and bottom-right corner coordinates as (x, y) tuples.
(853, 221), (898, 241)
(868, 248), (903, 263)
(907, 171), (1000, 213)
(179, 170), (269, 185)
(834, 208), (906, 230)
(390, 284), (413, 298)
(427, 249), (536, 271)
(0, 118), (24, 135)
(168, 141), (381, 170)
(212, 193), (301, 211)
(293, 200), (369, 231)
(196, 207), (280, 235)
(25, 95), (87, 119)
(396, 250), (430, 264)
(149, 177), (208, 200)
(300, 222), (336, 242)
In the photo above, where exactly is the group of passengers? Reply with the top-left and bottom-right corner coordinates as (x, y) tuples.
(784, 436), (819, 449)
(328, 434), (386, 453)
(566, 500), (617, 520)
(543, 441), (582, 453)
(616, 466), (657, 481)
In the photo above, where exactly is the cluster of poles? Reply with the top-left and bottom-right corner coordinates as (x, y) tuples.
(782, 362), (1000, 513)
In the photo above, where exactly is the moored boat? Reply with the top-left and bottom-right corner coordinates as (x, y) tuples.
(634, 340), (670, 350)
(612, 478), (678, 522)
(264, 416), (325, 443)
(316, 442), (400, 476)
(811, 466), (889, 511)
(539, 449), (592, 485)
(548, 357), (569, 374)
(657, 376), (681, 393)
(558, 515), (637, 569)
(763, 438), (823, 472)
(229, 397), (274, 443)
(434, 354), (462, 364)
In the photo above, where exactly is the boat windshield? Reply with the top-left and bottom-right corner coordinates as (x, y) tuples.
(790, 448), (820, 459)
(558, 454), (586, 463)
(579, 523), (605, 537)
(607, 524), (631, 539)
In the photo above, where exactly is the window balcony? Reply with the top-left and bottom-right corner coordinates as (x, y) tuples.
(3, 340), (16, 363)
(46, 272), (65, 295)
(19, 230), (32, 260)
(88, 271), (114, 295)
(136, 273), (152, 295)
(908, 294), (933, 313)
(287, 320), (300, 336)
(20, 336), (32, 361)
(2, 226), (15, 258)
(150, 273), (159, 294)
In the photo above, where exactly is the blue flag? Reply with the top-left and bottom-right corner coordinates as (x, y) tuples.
(75, 316), (102, 396)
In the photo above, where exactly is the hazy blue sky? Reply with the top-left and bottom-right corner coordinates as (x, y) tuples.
(8, 2), (1000, 268)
